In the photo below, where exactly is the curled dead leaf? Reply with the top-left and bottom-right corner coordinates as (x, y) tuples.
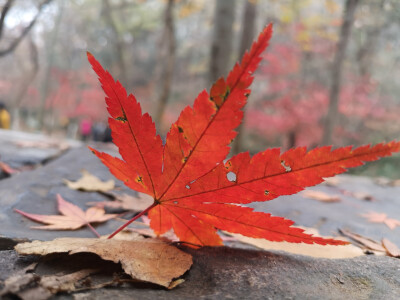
(0, 264), (98, 300)
(382, 238), (400, 258)
(339, 229), (386, 253)
(64, 169), (115, 192)
(15, 235), (193, 288)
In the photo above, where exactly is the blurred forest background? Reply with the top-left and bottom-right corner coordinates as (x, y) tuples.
(0, 0), (399, 177)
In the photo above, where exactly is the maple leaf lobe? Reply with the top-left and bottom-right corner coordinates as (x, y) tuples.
(88, 24), (400, 247)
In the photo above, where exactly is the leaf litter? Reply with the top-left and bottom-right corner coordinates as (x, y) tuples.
(87, 191), (154, 212)
(15, 194), (117, 237)
(14, 232), (193, 289)
(64, 169), (115, 192)
(361, 211), (400, 230)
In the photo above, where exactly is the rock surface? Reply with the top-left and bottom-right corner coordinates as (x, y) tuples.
(1, 247), (399, 299)
(1, 130), (400, 299)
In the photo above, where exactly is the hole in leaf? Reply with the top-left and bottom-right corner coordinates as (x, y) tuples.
(264, 190), (269, 196)
(281, 160), (291, 172)
(173, 201), (178, 204)
(178, 126), (184, 133)
(227, 171), (237, 182)
(185, 185), (190, 189)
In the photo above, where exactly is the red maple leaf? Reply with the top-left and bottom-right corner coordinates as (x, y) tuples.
(87, 24), (400, 247)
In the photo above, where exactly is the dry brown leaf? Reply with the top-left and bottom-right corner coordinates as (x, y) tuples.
(0, 265), (98, 300)
(382, 238), (400, 258)
(87, 191), (153, 212)
(224, 228), (362, 259)
(15, 235), (193, 288)
(64, 169), (115, 192)
(0, 263), (39, 298)
(301, 190), (341, 203)
(339, 229), (386, 253)
(361, 212), (400, 230)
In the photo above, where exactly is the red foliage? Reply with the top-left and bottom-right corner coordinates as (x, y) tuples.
(87, 25), (400, 247)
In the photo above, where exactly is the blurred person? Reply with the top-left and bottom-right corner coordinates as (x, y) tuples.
(92, 121), (106, 142)
(0, 102), (10, 129)
(79, 118), (92, 141)
(103, 126), (112, 143)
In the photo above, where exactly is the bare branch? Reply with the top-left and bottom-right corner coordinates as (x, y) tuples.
(0, 0), (53, 57)
(0, 0), (14, 40)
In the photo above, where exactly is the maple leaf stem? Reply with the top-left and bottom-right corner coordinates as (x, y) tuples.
(86, 222), (101, 238)
(108, 202), (158, 239)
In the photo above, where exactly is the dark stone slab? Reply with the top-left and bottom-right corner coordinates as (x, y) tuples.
(1, 130), (400, 299)
(250, 175), (400, 246)
(0, 129), (80, 169)
(0, 145), (131, 241)
(1, 247), (399, 299)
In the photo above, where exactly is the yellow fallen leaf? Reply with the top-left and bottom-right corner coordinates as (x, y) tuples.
(15, 235), (192, 288)
(64, 169), (115, 192)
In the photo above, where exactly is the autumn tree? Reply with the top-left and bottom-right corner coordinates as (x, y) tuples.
(323, 0), (360, 145)
(209, 0), (236, 85)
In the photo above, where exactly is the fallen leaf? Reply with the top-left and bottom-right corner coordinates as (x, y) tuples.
(361, 212), (400, 230)
(322, 177), (341, 187)
(0, 264), (99, 300)
(0, 263), (39, 298)
(388, 179), (400, 187)
(339, 229), (386, 253)
(64, 169), (115, 192)
(40, 269), (99, 293)
(0, 160), (18, 175)
(225, 228), (362, 259)
(15, 194), (117, 237)
(374, 177), (400, 187)
(87, 191), (153, 212)
(15, 140), (69, 151)
(349, 191), (375, 201)
(15, 235), (193, 288)
(301, 190), (341, 203)
(382, 238), (400, 258)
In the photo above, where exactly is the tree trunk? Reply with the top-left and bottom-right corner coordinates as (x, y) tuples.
(102, 0), (127, 85)
(37, 1), (63, 131)
(322, 0), (359, 145)
(356, 0), (386, 77)
(153, 0), (176, 130)
(232, 0), (256, 154)
(209, 0), (236, 86)
(11, 37), (39, 129)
